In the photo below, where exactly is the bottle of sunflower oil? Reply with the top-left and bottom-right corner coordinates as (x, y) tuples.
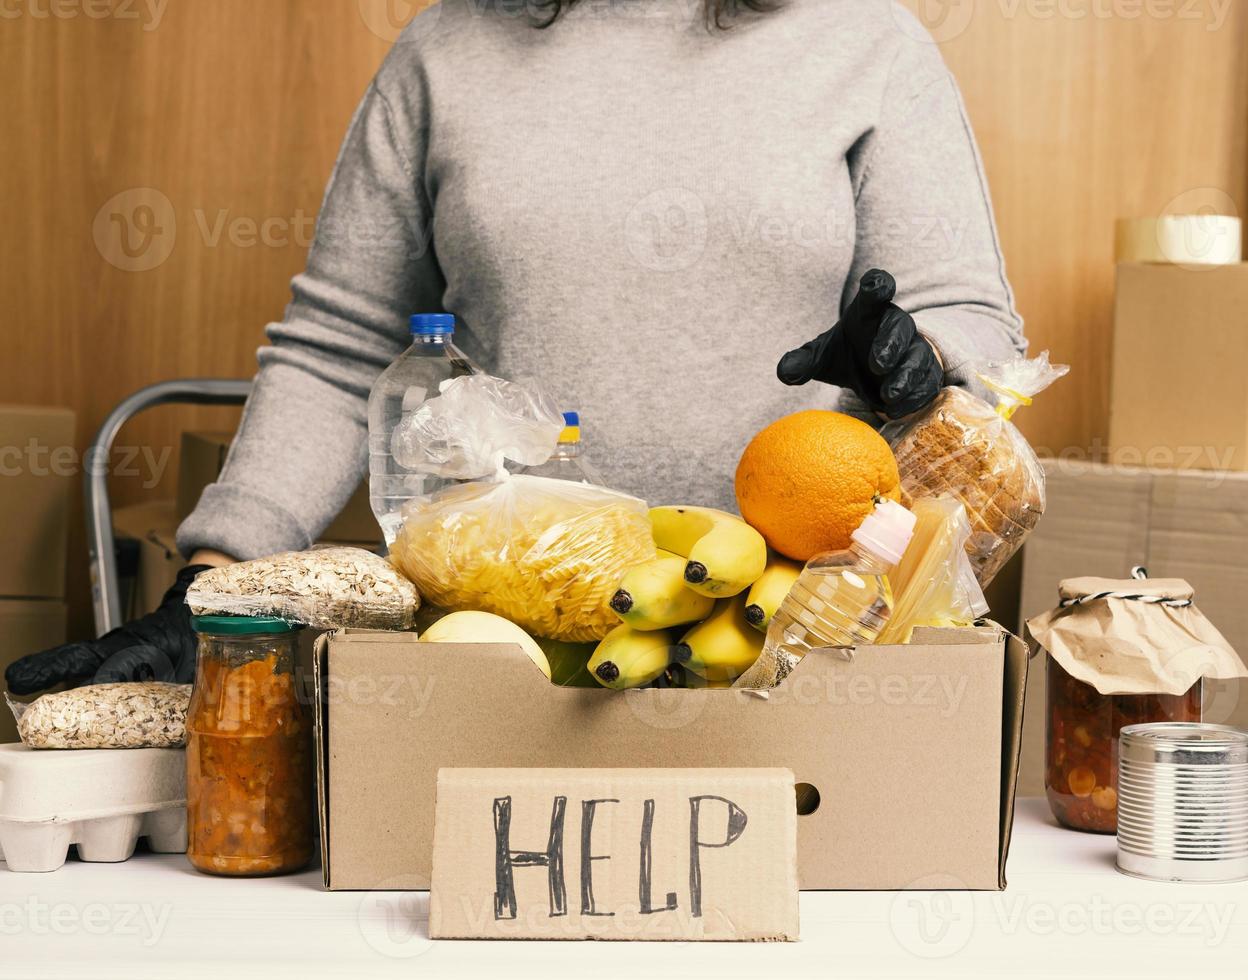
(762, 500), (917, 667)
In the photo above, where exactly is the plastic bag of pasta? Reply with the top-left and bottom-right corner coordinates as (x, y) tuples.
(387, 376), (656, 642)
(884, 352), (1068, 587)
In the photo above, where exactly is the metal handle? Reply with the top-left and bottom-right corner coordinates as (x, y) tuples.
(86, 379), (252, 637)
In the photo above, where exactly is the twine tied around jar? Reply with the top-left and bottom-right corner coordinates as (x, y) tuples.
(1058, 567), (1193, 610)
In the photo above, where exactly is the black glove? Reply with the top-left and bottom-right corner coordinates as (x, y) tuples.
(5, 564), (208, 696)
(778, 269), (943, 419)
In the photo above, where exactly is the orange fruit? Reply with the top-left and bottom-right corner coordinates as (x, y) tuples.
(735, 411), (901, 562)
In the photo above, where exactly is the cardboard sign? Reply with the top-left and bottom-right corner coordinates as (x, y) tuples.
(429, 768), (799, 942)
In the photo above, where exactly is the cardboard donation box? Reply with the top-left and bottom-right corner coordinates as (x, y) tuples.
(429, 768), (800, 941)
(315, 626), (1027, 892)
(177, 431), (379, 544)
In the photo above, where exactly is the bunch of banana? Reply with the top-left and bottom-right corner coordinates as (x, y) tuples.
(610, 550), (715, 630)
(588, 624), (690, 691)
(649, 506), (768, 598)
(596, 507), (804, 689)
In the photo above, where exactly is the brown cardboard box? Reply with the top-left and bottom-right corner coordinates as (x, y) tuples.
(1111, 263), (1248, 471)
(315, 626), (1027, 892)
(0, 405), (75, 599)
(1017, 459), (1248, 795)
(429, 768), (800, 941)
(176, 431), (380, 544)
(0, 599), (68, 743)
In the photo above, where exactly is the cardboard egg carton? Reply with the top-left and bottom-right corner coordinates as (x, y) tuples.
(0, 744), (186, 873)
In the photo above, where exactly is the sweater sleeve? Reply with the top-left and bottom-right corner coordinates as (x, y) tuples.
(843, 35), (1026, 405)
(176, 80), (444, 560)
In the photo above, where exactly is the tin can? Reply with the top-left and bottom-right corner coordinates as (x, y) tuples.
(1117, 723), (1248, 883)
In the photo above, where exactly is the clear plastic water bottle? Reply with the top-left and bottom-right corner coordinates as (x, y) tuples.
(368, 313), (479, 544)
(762, 500), (917, 666)
(517, 412), (604, 485)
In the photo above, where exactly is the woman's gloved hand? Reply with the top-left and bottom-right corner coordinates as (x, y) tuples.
(5, 564), (206, 696)
(777, 269), (943, 419)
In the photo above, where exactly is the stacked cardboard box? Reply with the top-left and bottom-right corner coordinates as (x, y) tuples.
(1110, 263), (1248, 472)
(1017, 261), (1248, 794)
(0, 406), (75, 743)
(1019, 460), (1248, 794)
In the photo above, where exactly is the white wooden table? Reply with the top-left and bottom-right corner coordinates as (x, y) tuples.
(1, 799), (1244, 980)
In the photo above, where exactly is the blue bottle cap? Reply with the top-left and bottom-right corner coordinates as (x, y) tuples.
(562, 412), (580, 427)
(410, 313), (456, 336)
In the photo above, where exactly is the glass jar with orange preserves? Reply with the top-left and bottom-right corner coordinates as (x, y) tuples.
(1045, 654), (1201, 833)
(187, 616), (313, 876)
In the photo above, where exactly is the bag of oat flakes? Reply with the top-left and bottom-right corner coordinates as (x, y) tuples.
(7, 682), (191, 749)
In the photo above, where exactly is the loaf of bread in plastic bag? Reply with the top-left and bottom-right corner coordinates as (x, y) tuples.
(887, 354), (1068, 587)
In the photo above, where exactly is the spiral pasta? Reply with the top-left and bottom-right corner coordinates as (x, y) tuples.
(390, 475), (655, 642)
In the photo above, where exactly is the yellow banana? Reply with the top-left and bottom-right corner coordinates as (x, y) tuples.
(680, 594), (765, 684)
(649, 506), (768, 599)
(589, 624), (690, 691)
(610, 550), (716, 631)
(658, 663), (733, 689)
(743, 555), (803, 631)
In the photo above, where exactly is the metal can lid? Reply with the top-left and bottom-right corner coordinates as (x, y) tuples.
(1120, 722), (1248, 767)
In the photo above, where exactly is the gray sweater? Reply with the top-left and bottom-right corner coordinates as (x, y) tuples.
(177, 0), (1025, 561)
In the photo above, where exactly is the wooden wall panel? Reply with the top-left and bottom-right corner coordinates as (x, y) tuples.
(1, 1), (400, 636)
(903, 0), (1248, 454)
(3, 0), (1246, 637)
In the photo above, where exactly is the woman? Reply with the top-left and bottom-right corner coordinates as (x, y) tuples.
(8, 0), (1023, 693)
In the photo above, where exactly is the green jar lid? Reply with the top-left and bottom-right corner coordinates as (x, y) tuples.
(190, 615), (303, 636)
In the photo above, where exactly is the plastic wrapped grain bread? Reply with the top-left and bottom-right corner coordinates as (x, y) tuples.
(885, 353), (1068, 587)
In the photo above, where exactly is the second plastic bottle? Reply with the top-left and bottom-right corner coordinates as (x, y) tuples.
(761, 500), (917, 675)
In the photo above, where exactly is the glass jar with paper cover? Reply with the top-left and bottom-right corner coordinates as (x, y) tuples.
(1027, 571), (1247, 833)
(884, 353), (1068, 587)
(388, 375), (656, 643)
